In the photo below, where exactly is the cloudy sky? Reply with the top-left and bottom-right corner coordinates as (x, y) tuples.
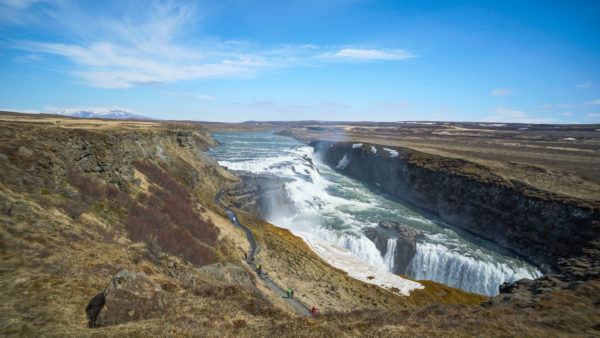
(0, 0), (599, 122)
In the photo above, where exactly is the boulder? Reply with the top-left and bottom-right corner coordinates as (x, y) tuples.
(486, 274), (570, 308)
(93, 270), (172, 327)
(364, 221), (422, 274)
(17, 146), (33, 158)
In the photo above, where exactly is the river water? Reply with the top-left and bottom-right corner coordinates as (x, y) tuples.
(208, 131), (541, 296)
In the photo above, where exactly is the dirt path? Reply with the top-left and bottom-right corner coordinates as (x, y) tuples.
(216, 191), (312, 317)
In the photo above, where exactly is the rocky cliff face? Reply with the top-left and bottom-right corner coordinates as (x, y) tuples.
(224, 172), (296, 219)
(363, 221), (423, 274)
(0, 123), (233, 201)
(310, 141), (600, 278)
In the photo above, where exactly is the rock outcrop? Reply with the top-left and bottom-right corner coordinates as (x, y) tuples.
(0, 122), (233, 201)
(364, 221), (423, 274)
(94, 270), (172, 327)
(225, 172), (296, 219)
(87, 262), (258, 328)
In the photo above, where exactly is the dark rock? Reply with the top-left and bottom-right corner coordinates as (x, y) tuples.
(227, 173), (296, 219)
(95, 270), (172, 327)
(85, 292), (105, 328)
(176, 132), (194, 148)
(363, 221), (423, 274)
(17, 146), (33, 158)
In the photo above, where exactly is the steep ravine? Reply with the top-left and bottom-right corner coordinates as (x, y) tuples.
(310, 140), (600, 281)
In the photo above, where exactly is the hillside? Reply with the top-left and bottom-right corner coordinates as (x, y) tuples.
(1, 113), (598, 336)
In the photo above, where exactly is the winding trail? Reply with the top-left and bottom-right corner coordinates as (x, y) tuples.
(215, 190), (312, 317)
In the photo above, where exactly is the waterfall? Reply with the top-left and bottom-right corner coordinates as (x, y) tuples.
(407, 242), (540, 296)
(209, 131), (542, 297)
(383, 238), (398, 272)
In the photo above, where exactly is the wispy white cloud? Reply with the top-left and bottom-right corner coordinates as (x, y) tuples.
(560, 112), (573, 116)
(7, 1), (417, 89)
(585, 98), (600, 106)
(576, 82), (592, 88)
(586, 112), (600, 119)
(322, 48), (417, 61)
(543, 98), (600, 110)
(0, 0), (45, 10)
(230, 99), (349, 119)
(491, 88), (511, 96)
(0, 107), (40, 114)
(165, 92), (216, 100)
(484, 107), (554, 124)
(0, 0), (48, 24)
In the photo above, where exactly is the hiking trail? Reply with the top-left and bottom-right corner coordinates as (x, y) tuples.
(215, 190), (312, 317)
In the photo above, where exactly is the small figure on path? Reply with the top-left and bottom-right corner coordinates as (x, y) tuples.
(310, 306), (319, 316)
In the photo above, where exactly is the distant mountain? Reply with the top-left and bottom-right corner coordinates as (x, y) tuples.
(58, 108), (150, 120)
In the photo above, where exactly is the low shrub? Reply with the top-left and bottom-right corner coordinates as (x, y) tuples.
(127, 161), (220, 266)
(65, 164), (220, 267)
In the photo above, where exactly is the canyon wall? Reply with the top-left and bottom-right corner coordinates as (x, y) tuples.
(310, 141), (600, 273)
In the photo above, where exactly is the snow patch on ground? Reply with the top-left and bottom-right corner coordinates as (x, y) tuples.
(563, 137), (576, 141)
(352, 143), (363, 149)
(479, 123), (506, 127)
(336, 154), (350, 169)
(383, 148), (399, 157)
(371, 146), (377, 154)
(296, 231), (423, 296)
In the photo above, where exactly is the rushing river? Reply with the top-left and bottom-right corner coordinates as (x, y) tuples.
(208, 131), (541, 296)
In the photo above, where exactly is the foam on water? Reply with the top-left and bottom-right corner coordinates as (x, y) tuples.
(208, 131), (541, 296)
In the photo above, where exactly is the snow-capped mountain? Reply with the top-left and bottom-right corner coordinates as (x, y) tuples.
(58, 108), (150, 120)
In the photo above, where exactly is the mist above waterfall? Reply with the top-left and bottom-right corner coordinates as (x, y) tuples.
(209, 131), (541, 295)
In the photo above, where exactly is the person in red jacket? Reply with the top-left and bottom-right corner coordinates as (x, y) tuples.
(310, 306), (319, 316)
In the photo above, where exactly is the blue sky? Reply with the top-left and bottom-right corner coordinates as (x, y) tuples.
(0, 0), (599, 123)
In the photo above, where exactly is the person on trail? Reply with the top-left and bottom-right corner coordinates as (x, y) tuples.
(243, 252), (247, 261)
(286, 287), (292, 298)
(310, 306), (319, 316)
(256, 264), (262, 275)
(290, 289), (294, 299)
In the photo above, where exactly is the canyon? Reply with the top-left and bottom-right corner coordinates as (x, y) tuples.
(1, 113), (599, 336)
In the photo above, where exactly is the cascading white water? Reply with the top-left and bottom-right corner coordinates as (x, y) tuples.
(408, 242), (540, 295)
(208, 131), (542, 296)
(383, 238), (398, 271)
